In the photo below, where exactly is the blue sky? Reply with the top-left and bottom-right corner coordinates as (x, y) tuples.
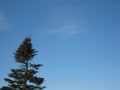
(0, 0), (120, 90)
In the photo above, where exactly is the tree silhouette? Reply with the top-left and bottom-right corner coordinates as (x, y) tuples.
(1, 37), (45, 90)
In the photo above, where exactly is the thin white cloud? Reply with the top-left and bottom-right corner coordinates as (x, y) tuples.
(0, 11), (10, 30)
(47, 24), (81, 37)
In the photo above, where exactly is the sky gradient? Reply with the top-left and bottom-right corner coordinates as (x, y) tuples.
(0, 0), (120, 90)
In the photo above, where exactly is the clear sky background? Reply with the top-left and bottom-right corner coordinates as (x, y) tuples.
(0, 0), (120, 90)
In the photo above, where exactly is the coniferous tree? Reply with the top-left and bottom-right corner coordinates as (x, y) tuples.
(1, 37), (45, 90)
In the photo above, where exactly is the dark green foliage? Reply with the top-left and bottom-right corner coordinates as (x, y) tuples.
(0, 86), (14, 90)
(14, 37), (37, 63)
(1, 37), (45, 90)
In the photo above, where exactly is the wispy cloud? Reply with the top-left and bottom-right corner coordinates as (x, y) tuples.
(0, 11), (10, 30)
(47, 24), (81, 37)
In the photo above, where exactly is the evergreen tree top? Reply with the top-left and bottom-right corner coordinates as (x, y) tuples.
(1, 37), (45, 90)
(14, 37), (37, 63)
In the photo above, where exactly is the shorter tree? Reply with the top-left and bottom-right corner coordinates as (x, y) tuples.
(1, 37), (45, 90)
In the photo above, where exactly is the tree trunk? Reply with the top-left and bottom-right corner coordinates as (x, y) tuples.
(23, 60), (28, 90)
